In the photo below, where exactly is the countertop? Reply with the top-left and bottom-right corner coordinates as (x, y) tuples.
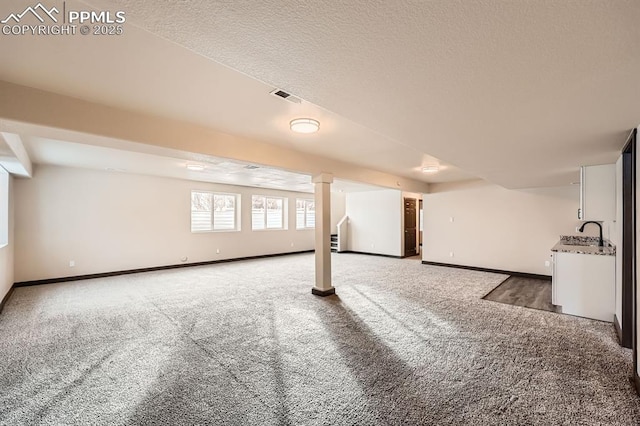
(551, 235), (615, 256)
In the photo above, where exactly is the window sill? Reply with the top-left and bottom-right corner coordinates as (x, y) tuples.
(191, 229), (241, 234)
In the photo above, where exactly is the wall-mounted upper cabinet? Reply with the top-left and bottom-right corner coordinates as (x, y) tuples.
(579, 164), (615, 222)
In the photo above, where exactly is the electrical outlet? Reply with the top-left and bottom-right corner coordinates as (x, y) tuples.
(216, 248), (220, 254)
(290, 242), (294, 247)
(449, 252), (454, 257)
(449, 217), (455, 223)
(544, 260), (550, 267)
(69, 260), (75, 267)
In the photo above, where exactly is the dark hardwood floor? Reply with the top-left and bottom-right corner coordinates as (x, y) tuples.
(483, 276), (559, 313)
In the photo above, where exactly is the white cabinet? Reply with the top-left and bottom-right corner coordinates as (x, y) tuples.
(579, 164), (615, 221)
(553, 251), (615, 322)
(551, 253), (558, 305)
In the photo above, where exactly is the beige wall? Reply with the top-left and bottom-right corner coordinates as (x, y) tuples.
(423, 180), (600, 276)
(0, 173), (13, 301)
(14, 165), (315, 282)
(346, 189), (402, 256)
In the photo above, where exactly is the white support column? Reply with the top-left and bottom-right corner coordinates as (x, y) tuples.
(312, 173), (335, 296)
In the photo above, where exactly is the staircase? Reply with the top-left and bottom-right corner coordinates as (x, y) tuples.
(330, 234), (338, 252)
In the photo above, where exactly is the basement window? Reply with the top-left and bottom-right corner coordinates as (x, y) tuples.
(191, 191), (240, 232)
(252, 195), (287, 230)
(0, 168), (7, 247)
(296, 199), (315, 229)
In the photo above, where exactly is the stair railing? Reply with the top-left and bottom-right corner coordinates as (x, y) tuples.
(337, 215), (348, 252)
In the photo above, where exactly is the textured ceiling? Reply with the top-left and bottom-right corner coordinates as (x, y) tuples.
(1, 0), (638, 189)
(0, 0), (473, 187)
(84, 0), (640, 188)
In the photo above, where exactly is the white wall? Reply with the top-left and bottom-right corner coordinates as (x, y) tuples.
(330, 192), (346, 234)
(423, 180), (600, 276)
(346, 189), (402, 257)
(14, 165), (315, 282)
(0, 171), (13, 301)
(613, 155), (623, 325)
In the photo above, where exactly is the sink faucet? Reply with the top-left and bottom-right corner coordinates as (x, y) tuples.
(578, 221), (603, 247)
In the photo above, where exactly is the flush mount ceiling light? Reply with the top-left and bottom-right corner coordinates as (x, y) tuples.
(422, 165), (440, 174)
(186, 164), (205, 171)
(290, 118), (320, 134)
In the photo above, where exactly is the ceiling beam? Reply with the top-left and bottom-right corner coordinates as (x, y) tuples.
(0, 132), (32, 178)
(0, 80), (429, 194)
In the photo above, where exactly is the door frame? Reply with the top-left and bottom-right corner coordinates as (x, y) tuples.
(403, 197), (418, 257)
(620, 129), (636, 349)
(621, 128), (638, 394)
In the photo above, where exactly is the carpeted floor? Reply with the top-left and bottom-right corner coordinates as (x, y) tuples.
(0, 253), (638, 425)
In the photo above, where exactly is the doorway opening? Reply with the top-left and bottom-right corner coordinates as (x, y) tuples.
(404, 197), (418, 257)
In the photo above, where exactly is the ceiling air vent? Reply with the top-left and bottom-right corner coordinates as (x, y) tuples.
(270, 88), (302, 104)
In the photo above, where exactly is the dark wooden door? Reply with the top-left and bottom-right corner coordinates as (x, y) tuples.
(404, 198), (417, 256)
